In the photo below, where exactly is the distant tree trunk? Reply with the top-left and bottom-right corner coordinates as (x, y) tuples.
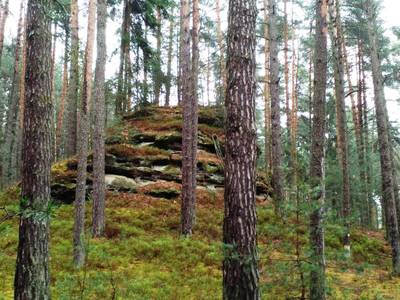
(269, 0), (285, 214)
(56, 30), (69, 159)
(283, 0), (290, 138)
(92, 0), (107, 237)
(116, 0), (130, 115)
(165, 12), (175, 107)
(14, 0), (52, 298)
(309, 1), (328, 299)
(290, 47), (299, 186)
(329, 0), (351, 254)
(64, 0), (79, 157)
(308, 22), (313, 143)
(223, 0), (259, 298)
(263, 0), (272, 173)
(154, 7), (162, 106)
(365, 0), (400, 275)
(17, 12), (27, 166)
(73, 0), (96, 268)
(361, 56), (375, 228)
(216, 0), (226, 105)
(3, 2), (24, 185)
(0, 0), (9, 67)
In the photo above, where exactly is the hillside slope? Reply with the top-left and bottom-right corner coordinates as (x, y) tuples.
(0, 107), (399, 299)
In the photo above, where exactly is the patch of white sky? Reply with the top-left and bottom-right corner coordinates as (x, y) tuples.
(3, 0), (400, 121)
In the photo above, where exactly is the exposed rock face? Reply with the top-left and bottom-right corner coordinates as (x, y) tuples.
(51, 106), (271, 203)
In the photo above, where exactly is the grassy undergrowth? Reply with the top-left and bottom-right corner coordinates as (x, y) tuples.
(1, 186), (399, 299)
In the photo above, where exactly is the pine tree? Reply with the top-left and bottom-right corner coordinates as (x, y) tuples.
(309, 0), (328, 298)
(73, 0), (96, 267)
(92, 0), (107, 237)
(365, 0), (400, 275)
(269, 0), (285, 214)
(14, 0), (52, 297)
(64, 0), (79, 157)
(222, 0), (259, 298)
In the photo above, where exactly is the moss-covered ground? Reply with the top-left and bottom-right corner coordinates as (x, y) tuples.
(1, 185), (399, 299)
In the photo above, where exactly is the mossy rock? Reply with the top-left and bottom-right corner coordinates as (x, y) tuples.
(153, 133), (182, 150)
(105, 175), (137, 192)
(145, 188), (180, 199)
(129, 132), (157, 144)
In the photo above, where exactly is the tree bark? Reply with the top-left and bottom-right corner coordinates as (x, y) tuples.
(365, 0), (400, 275)
(223, 0), (259, 298)
(92, 0), (107, 237)
(64, 0), (79, 157)
(73, 0), (96, 268)
(269, 0), (285, 214)
(14, 0), (52, 298)
(328, 0), (351, 254)
(309, 1), (328, 299)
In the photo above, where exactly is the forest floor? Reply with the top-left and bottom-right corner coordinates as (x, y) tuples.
(1, 187), (399, 299)
(1, 106), (400, 299)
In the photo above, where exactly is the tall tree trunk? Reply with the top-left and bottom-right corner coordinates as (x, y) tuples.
(64, 0), (79, 157)
(309, 1), (328, 299)
(181, 0), (198, 236)
(0, 0), (9, 67)
(263, 0), (272, 173)
(16, 12), (28, 179)
(56, 30), (69, 159)
(92, 0), (107, 237)
(269, 0), (285, 214)
(73, 0), (96, 268)
(361, 55), (375, 228)
(154, 7), (162, 106)
(116, 0), (130, 115)
(14, 0), (52, 297)
(365, 0), (400, 275)
(165, 12), (175, 107)
(284, 0), (290, 138)
(216, 0), (226, 105)
(329, 0), (351, 254)
(223, 0), (259, 298)
(3, 2), (24, 185)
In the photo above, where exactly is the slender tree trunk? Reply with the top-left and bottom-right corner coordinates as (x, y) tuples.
(284, 0), (290, 138)
(3, 2), (24, 185)
(0, 0), (9, 67)
(181, 0), (197, 236)
(92, 0), (107, 237)
(309, 1), (328, 299)
(329, 0), (351, 254)
(269, 0), (285, 214)
(16, 12), (27, 179)
(154, 7), (162, 106)
(14, 0), (52, 298)
(263, 0), (272, 173)
(56, 30), (69, 159)
(50, 23), (57, 162)
(73, 0), (96, 268)
(216, 0), (226, 105)
(116, 0), (130, 115)
(64, 0), (79, 157)
(223, 0), (259, 298)
(365, 0), (400, 276)
(165, 12), (175, 107)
